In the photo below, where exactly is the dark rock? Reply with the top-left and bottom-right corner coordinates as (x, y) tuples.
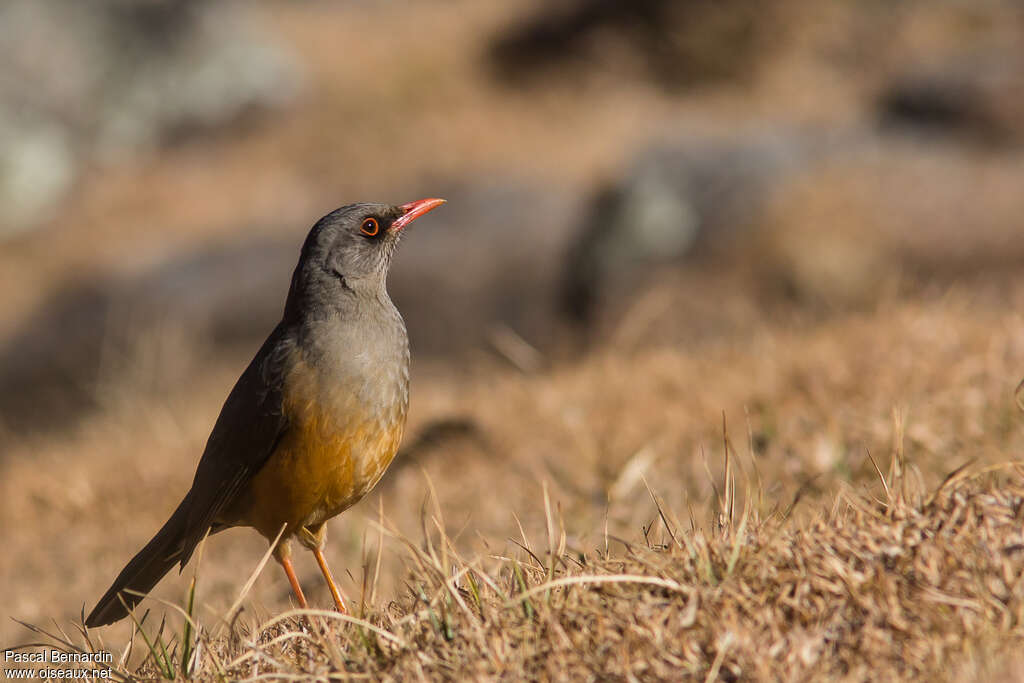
(560, 129), (827, 325)
(0, 238), (294, 436)
(390, 180), (583, 357)
(879, 50), (1024, 146)
(488, 0), (777, 88)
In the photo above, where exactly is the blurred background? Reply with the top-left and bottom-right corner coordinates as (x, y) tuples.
(2, 0), (1024, 645)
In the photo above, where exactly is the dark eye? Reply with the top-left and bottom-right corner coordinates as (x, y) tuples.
(360, 217), (380, 237)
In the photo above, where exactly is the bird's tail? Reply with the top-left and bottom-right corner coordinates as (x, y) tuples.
(85, 496), (193, 628)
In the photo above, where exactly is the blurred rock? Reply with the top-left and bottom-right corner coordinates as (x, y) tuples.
(489, 0), (780, 88)
(561, 129), (828, 325)
(879, 49), (1024, 146)
(0, 180), (582, 436)
(0, 239), (294, 436)
(0, 0), (299, 236)
(391, 180), (582, 358)
(752, 137), (1024, 309)
(0, 111), (74, 236)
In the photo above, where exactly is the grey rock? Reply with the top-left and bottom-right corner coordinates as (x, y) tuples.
(0, 0), (300, 236)
(0, 109), (75, 236)
(0, 238), (294, 436)
(561, 129), (828, 324)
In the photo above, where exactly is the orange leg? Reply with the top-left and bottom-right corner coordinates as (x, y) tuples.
(300, 524), (348, 613)
(278, 554), (308, 608)
(312, 547), (348, 613)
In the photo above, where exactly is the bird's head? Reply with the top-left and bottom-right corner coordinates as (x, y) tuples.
(287, 198), (445, 314)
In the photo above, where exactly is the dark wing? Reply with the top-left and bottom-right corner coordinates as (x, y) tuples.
(86, 323), (294, 626)
(176, 322), (294, 567)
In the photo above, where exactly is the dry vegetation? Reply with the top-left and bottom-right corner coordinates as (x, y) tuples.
(4, 1), (1024, 681)
(6, 278), (1024, 681)
(21, 460), (1024, 681)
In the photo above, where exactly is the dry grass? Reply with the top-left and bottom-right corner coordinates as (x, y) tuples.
(12, 453), (1024, 681)
(5, 278), (1024, 681)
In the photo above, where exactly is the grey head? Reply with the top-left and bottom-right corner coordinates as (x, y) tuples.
(283, 198), (445, 321)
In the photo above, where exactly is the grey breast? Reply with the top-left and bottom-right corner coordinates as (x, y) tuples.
(301, 294), (410, 424)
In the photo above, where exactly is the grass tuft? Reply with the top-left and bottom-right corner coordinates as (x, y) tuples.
(12, 453), (1024, 681)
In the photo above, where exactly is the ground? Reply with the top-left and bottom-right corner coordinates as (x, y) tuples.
(2, 1), (1024, 681)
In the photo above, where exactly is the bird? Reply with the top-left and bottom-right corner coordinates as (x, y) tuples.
(85, 198), (446, 627)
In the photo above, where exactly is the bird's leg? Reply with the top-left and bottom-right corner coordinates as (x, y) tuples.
(299, 524), (348, 613)
(274, 540), (308, 608)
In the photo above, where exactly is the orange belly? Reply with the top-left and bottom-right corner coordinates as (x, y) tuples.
(227, 356), (407, 541)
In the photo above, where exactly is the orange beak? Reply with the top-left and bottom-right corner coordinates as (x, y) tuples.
(392, 198), (446, 232)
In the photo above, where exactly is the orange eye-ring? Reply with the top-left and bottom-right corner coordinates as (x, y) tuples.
(360, 217), (380, 236)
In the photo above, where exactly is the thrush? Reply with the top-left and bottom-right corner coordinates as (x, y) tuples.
(85, 198), (446, 627)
